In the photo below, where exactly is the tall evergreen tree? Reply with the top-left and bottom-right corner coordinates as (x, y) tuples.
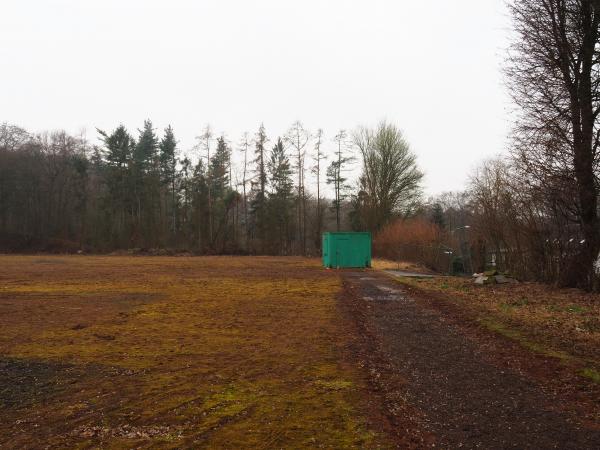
(133, 120), (160, 246)
(250, 124), (268, 249)
(159, 125), (178, 240)
(97, 125), (135, 245)
(210, 136), (230, 199)
(267, 138), (294, 253)
(209, 136), (234, 250)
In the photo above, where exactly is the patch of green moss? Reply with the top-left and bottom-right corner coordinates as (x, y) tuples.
(581, 368), (600, 384)
(566, 304), (588, 314)
(478, 318), (571, 361)
(315, 380), (354, 391)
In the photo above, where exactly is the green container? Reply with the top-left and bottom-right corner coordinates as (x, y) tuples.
(322, 232), (372, 268)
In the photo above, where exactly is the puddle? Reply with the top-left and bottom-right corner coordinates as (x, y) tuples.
(375, 285), (401, 294)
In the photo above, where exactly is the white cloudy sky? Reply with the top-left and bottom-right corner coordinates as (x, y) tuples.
(1, 0), (512, 196)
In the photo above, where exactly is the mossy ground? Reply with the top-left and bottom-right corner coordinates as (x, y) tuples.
(0, 256), (389, 448)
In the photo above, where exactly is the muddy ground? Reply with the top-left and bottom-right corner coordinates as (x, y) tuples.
(341, 270), (600, 449)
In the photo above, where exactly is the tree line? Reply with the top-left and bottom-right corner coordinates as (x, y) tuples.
(0, 120), (423, 255)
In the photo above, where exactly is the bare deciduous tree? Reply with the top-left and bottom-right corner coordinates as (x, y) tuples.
(311, 128), (326, 249)
(238, 132), (251, 250)
(507, 0), (600, 289)
(285, 121), (310, 254)
(196, 125), (214, 244)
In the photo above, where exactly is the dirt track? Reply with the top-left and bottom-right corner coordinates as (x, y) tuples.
(342, 270), (600, 449)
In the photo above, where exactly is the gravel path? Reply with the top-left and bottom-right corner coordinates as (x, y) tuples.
(343, 271), (600, 449)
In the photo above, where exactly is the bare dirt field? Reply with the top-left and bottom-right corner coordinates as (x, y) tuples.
(0, 256), (392, 448)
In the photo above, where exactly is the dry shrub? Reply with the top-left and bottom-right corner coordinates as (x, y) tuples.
(373, 218), (448, 271)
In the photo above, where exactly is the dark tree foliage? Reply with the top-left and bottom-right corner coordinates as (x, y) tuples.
(267, 138), (295, 253)
(249, 124), (268, 248)
(0, 128), (89, 250)
(159, 125), (178, 241)
(0, 120), (424, 258)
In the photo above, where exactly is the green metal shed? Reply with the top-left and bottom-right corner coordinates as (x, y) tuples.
(322, 232), (372, 268)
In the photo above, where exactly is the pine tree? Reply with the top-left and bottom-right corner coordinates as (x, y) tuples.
(250, 124), (268, 249)
(97, 125), (135, 245)
(134, 120), (158, 174)
(159, 125), (178, 240)
(209, 136), (234, 250)
(210, 136), (230, 200)
(133, 120), (160, 246)
(267, 138), (294, 253)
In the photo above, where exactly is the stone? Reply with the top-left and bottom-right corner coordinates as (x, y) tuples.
(474, 275), (489, 285)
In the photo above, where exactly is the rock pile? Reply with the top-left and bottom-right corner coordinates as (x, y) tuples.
(473, 270), (518, 285)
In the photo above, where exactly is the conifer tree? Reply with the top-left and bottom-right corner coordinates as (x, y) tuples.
(133, 120), (159, 246)
(268, 138), (294, 253)
(250, 124), (268, 249)
(209, 136), (233, 249)
(97, 125), (135, 245)
(159, 125), (178, 239)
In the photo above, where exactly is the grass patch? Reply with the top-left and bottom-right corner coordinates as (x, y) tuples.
(566, 304), (588, 314)
(479, 318), (572, 361)
(581, 368), (600, 384)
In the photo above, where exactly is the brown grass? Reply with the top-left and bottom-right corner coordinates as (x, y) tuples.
(0, 256), (391, 448)
(371, 258), (431, 273)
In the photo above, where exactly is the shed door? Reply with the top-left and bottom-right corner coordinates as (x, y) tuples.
(334, 238), (350, 267)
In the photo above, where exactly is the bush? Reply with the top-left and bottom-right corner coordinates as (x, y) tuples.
(373, 218), (449, 272)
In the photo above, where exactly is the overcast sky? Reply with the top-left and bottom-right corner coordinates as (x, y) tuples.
(2, 0), (512, 196)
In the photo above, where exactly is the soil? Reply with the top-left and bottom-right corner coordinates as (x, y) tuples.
(341, 270), (600, 449)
